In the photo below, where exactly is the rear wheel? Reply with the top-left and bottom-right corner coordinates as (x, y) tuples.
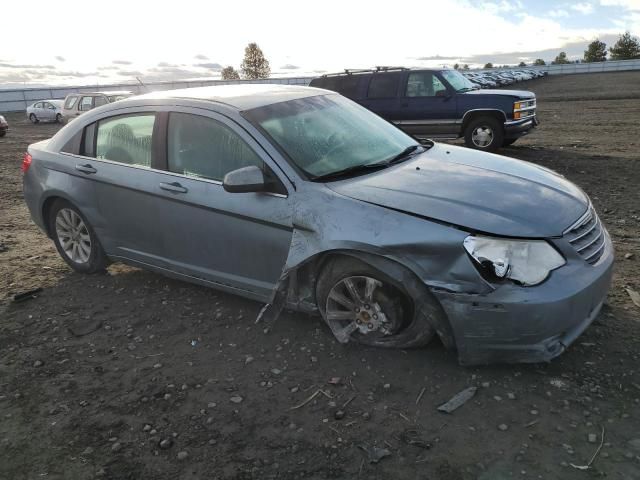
(48, 200), (108, 273)
(29, 113), (39, 124)
(56, 113), (62, 123)
(464, 116), (503, 152)
(316, 257), (438, 348)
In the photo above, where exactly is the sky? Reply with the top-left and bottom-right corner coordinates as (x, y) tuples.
(1, 0), (639, 87)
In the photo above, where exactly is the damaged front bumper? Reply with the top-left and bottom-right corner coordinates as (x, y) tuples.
(433, 236), (614, 366)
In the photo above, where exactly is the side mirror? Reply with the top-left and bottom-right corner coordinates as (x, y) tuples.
(223, 165), (266, 193)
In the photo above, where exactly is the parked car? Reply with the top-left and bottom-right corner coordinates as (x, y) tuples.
(22, 84), (613, 365)
(27, 100), (64, 124)
(0, 115), (8, 137)
(309, 67), (538, 150)
(61, 91), (133, 122)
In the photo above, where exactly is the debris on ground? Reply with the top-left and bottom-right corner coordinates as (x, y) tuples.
(626, 287), (640, 308)
(570, 426), (605, 470)
(437, 386), (477, 413)
(357, 444), (392, 464)
(399, 429), (432, 449)
(12, 287), (43, 303)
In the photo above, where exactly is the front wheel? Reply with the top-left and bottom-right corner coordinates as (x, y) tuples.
(316, 257), (439, 348)
(48, 200), (108, 273)
(464, 116), (504, 152)
(29, 113), (39, 124)
(56, 113), (63, 123)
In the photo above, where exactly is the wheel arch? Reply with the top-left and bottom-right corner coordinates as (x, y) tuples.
(461, 109), (506, 133)
(290, 249), (457, 350)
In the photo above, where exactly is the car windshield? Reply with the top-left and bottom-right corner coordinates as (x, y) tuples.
(440, 70), (477, 92)
(108, 95), (130, 102)
(244, 94), (419, 180)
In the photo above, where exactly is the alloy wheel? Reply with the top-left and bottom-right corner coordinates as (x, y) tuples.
(55, 208), (92, 264)
(325, 275), (403, 343)
(471, 126), (494, 147)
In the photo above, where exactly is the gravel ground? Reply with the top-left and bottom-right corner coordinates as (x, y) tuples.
(1, 71), (639, 480)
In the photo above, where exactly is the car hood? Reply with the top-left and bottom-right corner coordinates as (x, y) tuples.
(463, 89), (535, 99)
(327, 143), (588, 238)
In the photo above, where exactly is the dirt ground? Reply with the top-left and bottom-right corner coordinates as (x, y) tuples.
(1, 71), (639, 480)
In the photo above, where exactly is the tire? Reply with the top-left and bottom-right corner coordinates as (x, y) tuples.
(464, 116), (504, 152)
(316, 257), (438, 348)
(56, 113), (62, 124)
(29, 113), (39, 124)
(0, 130), (5, 137)
(502, 138), (518, 147)
(48, 199), (108, 273)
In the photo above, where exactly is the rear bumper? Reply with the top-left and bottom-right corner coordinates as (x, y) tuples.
(504, 115), (538, 139)
(433, 232), (614, 366)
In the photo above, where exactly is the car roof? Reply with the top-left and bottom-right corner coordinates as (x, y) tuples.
(132, 84), (327, 111)
(69, 90), (133, 96)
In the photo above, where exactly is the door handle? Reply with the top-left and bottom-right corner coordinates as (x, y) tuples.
(75, 164), (97, 174)
(159, 182), (188, 194)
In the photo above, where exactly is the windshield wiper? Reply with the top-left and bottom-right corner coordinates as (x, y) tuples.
(311, 162), (390, 182)
(457, 87), (476, 93)
(379, 144), (425, 166)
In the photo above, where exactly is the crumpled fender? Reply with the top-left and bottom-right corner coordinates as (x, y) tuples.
(257, 187), (489, 347)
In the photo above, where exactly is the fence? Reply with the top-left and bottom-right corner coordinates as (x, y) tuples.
(2, 57), (640, 112)
(0, 76), (314, 113)
(478, 58), (640, 75)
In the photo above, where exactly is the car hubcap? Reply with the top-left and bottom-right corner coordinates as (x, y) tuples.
(325, 275), (400, 343)
(472, 126), (493, 147)
(55, 208), (91, 264)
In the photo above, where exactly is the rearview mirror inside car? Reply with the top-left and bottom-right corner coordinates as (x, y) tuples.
(223, 166), (266, 193)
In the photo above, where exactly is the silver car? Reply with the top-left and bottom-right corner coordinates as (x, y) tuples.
(26, 100), (64, 123)
(22, 84), (614, 365)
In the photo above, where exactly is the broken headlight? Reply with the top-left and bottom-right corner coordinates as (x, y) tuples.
(463, 236), (565, 286)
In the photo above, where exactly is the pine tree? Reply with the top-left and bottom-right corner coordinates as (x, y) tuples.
(533, 59), (546, 66)
(241, 43), (271, 79)
(609, 32), (640, 60)
(518, 61), (526, 67)
(583, 40), (607, 62)
(484, 62), (493, 69)
(221, 66), (240, 80)
(453, 63), (460, 70)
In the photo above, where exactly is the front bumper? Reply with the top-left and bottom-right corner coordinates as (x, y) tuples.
(433, 232), (614, 365)
(504, 115), (538, 139)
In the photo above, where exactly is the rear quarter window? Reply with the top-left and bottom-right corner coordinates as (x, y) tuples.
(64, 96), (78, 109)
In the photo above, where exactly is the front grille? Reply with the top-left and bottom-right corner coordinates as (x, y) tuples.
(565, 206), (606, 265)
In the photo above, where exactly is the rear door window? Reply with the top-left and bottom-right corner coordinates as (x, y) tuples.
(79, 96), (94, 111)
(94, 96), (108, 108)
(95, 114), (155, 167)
(64, 96), (78, 109)
(167, 112), (264, 182)
(367, 74), (400, 98)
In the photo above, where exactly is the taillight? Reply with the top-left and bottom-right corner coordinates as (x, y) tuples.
(21, 153), (32, 173)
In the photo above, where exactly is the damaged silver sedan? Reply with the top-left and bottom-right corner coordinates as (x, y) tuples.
(22, 84), (614, 365)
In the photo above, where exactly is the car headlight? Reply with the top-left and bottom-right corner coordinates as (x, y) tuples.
(463, 235), (565, 286)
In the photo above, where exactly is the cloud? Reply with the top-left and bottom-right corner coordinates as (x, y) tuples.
(571, 2), (595, 14)
(279, 64), (300, 70)
(0, 62), (56, 69)
(157, 61), (180, 67)
(193, 62), (223, 70)
(97, 65), (121, 71)
(548, 9), (569, 18)
(194, 54), (209, 60)
(414, 55), (459, 61)
(117, 70), (144, 76)
(55, 56), (66, 62)
(112, 60), (132, 65)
